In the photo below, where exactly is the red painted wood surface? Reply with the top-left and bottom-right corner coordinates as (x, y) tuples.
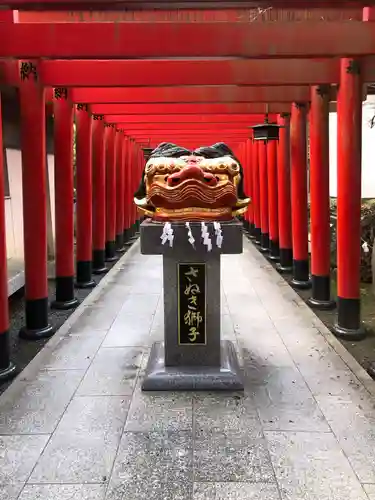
(71, 86), (317, 104)
(0, 21), (374, 58)
(92, 103), (289, 115)
(2, 58), (375, 86)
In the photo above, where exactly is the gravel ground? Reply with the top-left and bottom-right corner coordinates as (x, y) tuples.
(1, 237), (138, 396)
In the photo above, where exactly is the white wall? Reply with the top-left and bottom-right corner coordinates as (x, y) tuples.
(4, 148), (56, 294)
(4, 149), (56, 262)
(6, 149), (24, 261)
(46, 153), (56, 262)
(329, 96), (375, 198)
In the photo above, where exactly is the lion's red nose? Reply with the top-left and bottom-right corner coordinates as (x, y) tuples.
(167, 165), (217, 187)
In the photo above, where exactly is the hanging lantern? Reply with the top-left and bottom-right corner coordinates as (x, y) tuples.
(142, 147), (153, 162)
(251, 122), (282, 142)
(250, 107), (283, 142)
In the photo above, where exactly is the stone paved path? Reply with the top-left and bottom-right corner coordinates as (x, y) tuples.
(1, 238), (375, 499)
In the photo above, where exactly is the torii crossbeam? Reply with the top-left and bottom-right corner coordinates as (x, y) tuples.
(0, 21), (374, 58)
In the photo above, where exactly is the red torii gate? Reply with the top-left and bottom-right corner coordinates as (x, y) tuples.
(100, 102), (283, 274)
(94, 108), (260, 267)
(0, 6), (372, 381)
(2, 1), (375, 10)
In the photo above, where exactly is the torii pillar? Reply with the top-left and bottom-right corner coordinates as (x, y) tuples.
(52, 88), (79, 309)
(75, 104), (96, 288)
(334, 58), (365, 340)
(105, 126), (118, 261)
(92, 118), (108, 274)
(308, 85), (335, 310)
(115, 132), (126, 252)
(258, 140), (269, 253)
(276, 113), (293, 273)
(267, 140), (279, 260)
(246, 139), (254, 236)
(290, 103), (311, 289)
(19, 61), (54, 339)
(252, 140), (261, 245)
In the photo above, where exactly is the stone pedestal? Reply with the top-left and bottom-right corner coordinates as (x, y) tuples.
(140, 219), (244, 391)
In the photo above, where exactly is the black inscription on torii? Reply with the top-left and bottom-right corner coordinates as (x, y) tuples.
(54, 87), (68, 100)
(20, 62), (37, 82)
(77, 103), (88, 112)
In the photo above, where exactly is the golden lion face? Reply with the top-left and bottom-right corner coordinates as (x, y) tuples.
(134, 143), (250, 222)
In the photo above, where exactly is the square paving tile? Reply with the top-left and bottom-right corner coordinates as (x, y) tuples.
(363, 484), (375, 499)
(221, 300), (230, 315)
(68, 305), (122, 333)
(193, 482), (281, 500)
(125, 386), (193, 432)
(246, 366), (313, 407)
(0, 484), (24, 500)
(43, 332), (106, 371)
(102, 314), (154, 348)
(265, 431), (368, 500)
(239, 332), (295, 368)
(287, 342), (348, 372)
(29, 396), (130, 483)
(149, 310), (164, 339)
(127, 278), (162, 294)
(300, 368), (364, 398)
(149, 326), (164, 342)
(0, 435), (49, 484)
(272, 318), (319, 341)
(258, 398), (330, 432)
(193, 393), (261, 436)
(91, 284), (133, 310)
(221, 315), (236, 340)
(102, 279), (157, 296)
(106, 431), (192, 500)
(0, 370), (85, 434)
(223, 282), (254, 298)
(231, 309), (275, 333)
(315, 395), (375, 483)
(76, 347), (143, 396)
(194, 429), (274, 483)
(118, 293), (160, 317)
(19, 484), (106, 500)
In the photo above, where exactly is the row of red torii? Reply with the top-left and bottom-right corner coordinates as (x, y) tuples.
(0, 50), (368, 380)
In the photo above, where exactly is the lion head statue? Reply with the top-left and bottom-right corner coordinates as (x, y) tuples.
(134, 142), (250, 222)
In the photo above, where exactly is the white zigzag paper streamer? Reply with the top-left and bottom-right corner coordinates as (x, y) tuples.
(161, 222), (174, 247)
(213, 221), (223, 248)
(185, 222), (195, 248)
(201, 222), (212, 252)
